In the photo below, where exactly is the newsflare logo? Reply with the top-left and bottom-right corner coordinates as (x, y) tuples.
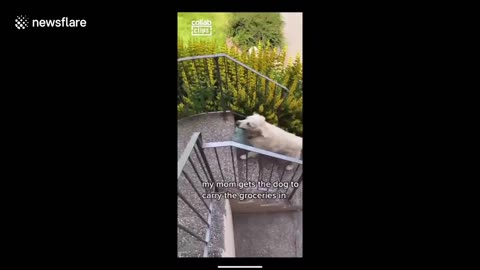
(15, 15), (87, 30)
(15, 15), (29, 30)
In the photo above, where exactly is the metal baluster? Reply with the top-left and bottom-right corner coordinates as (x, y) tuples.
(230, 146), (237, 184)
(214, 148), (225, 182)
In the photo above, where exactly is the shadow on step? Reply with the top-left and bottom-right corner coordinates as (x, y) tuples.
(233, 211), (302, 257)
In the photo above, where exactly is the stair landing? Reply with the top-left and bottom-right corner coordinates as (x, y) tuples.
(233, 211), (302, 257)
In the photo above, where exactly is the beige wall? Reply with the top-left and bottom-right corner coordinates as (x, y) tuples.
(222, 199), (236, 257)
(281, 13), (303, 64)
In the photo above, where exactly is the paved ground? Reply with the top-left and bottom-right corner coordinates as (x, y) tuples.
(178, 111), (236, 159)
(233, 211), (302, 257)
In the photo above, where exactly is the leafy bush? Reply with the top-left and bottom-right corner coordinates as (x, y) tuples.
(178, 40), (302, 136)
(227, 13), (284, 49)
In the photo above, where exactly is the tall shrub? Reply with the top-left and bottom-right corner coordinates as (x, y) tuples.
(227, 13), (284, 49)
(178, 40), (302, 136)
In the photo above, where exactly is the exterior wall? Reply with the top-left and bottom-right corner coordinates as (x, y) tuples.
(222, 199), (236, 257)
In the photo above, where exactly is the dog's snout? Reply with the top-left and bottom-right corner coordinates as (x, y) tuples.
(236, 120), (241, 126)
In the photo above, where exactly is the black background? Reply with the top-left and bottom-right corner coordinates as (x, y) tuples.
(2, 2), (474, 269)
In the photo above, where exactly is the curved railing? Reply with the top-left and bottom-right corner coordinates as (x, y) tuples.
(177, 132), (214, 257)
(177, 132), (303, 257)
(177, 53), (300, 119)
(177, 54), (303, 257)
(178, 53), (291, 93)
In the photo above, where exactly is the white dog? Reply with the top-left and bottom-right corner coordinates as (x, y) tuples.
(236, 113), (302, 170)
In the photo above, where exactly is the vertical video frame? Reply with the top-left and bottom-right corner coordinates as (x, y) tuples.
(177, 12), (303, 258)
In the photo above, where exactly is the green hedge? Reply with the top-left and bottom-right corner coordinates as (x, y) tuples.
(178, 40), (302, 136)
(228, 13), (284, 49)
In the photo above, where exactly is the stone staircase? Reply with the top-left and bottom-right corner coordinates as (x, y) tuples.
(178, 111), (302, 257)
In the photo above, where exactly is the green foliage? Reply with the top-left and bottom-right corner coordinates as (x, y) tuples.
(178, 40), (302, 136)
(177, 12), (285, 52)
(227, 13), (284, 49)
(177, 12), (232, 46)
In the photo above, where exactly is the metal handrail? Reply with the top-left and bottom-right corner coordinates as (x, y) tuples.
(203, 141), (302, 165)
(178, 132), (303, 257)
(177, 132), (214, 257)
(178, 53), (303, 126)
(178, 53), (290, 93)
(178, 133), (200, 178)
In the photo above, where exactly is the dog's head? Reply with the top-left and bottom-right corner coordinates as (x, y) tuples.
(236, 113), (266, 136)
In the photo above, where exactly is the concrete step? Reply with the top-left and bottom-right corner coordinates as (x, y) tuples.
(233, 211), (302, 257)
(178, 111), (236, 258)
(178, 111), (303, 257)
(178, 111), (236, 159)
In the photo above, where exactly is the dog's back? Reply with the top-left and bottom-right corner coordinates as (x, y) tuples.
(252, 121), (302, 158)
